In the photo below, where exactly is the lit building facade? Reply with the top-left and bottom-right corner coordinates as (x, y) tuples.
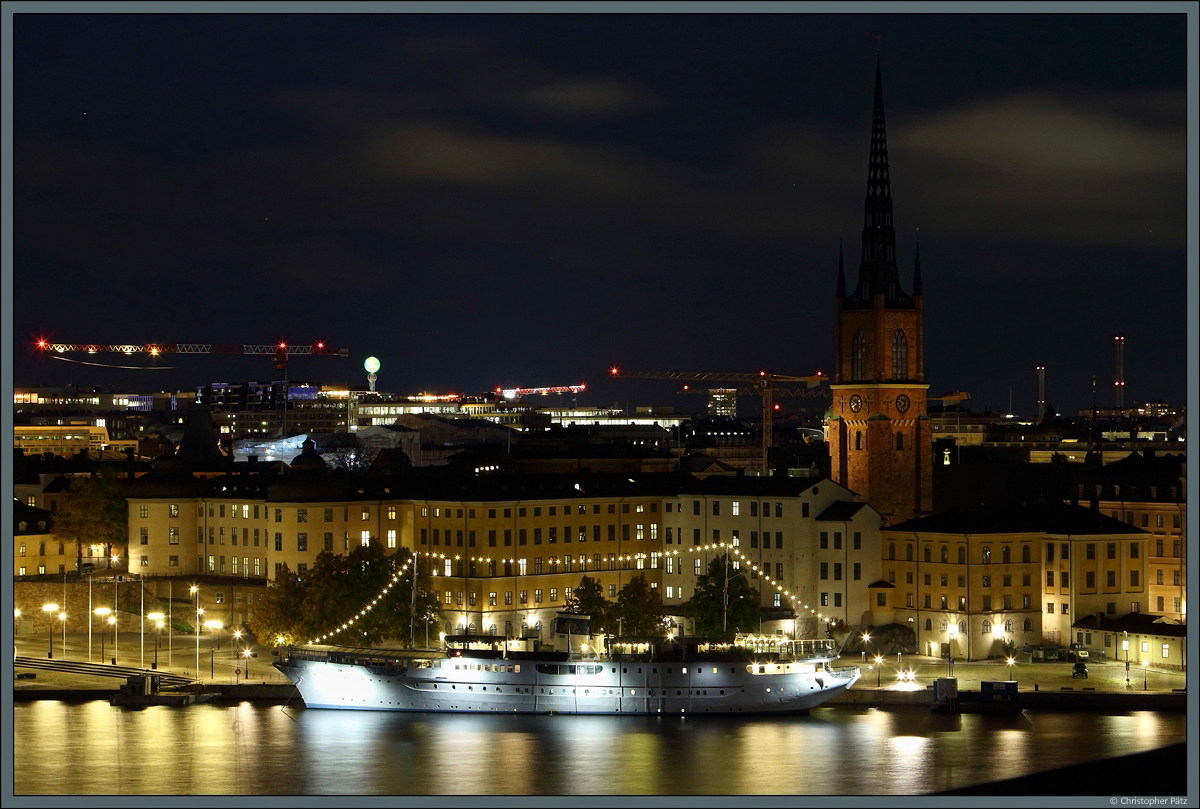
(874, 504), (1150, 659)
(126, 443), (882, 640)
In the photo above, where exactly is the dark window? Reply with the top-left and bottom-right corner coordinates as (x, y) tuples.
(891, 329), (907, 379)
(851, 330), (866, 379)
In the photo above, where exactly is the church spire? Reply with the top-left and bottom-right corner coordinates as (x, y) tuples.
(848, 53), (910, 309)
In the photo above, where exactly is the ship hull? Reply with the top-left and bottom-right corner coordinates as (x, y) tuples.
(276, 652), (858, 716)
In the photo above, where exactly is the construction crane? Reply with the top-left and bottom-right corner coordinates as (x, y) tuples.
(35, 339), (349, 368)
(608, 368), (828, 475)
(495, 384), (587, 402)
(34, 339), (351, 437)
(927, 391), (971, 408)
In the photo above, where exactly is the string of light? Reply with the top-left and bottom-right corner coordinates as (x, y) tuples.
(309, 542), (834, 644)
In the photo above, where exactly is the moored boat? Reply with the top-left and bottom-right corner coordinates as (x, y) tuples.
(275, 636), (859, 715)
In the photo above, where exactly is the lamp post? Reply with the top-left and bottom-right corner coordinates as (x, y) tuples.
(94, 607), (110, 663)
(947, 625), (957, 677)
(195, 607), (204, 678)
(861, 631), (871, 663)
(1123, 631), (1130, 688)
(42, 603), (58, 658)
(205, 620), (222, 680)
(108, 616), (117, 665)
(233, 630), (243, 684)
(147, 613), (164, 670)
(1006, 656), (1015, 683)
(59, 612), (67, 660)
(242, 648), (252, 683)
(13, 609), (20, 641)
(874, 655), (883, 688)
(1142, 659), (1148, 691)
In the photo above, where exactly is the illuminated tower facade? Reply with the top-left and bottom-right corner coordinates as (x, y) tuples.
(829, 58), (932, 524)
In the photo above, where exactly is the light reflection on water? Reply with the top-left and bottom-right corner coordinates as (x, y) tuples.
(13, 701), (1186, 795)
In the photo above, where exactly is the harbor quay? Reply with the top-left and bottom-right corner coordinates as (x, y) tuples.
(12, 631), (1187, 707)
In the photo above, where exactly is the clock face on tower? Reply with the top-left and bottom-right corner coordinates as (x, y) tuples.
(895, 394), (911, 413)
(849, 394), (863, 413)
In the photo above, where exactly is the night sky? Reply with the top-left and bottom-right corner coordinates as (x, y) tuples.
(10, 10), (1190, 419)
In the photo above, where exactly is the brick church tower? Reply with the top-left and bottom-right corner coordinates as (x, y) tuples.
(829, 57), (932, 524)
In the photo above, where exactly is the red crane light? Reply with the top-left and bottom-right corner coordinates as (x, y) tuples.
(610, 367), (620, 376)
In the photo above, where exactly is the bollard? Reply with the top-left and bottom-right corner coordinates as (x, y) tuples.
(1034, 683), (1039, 691)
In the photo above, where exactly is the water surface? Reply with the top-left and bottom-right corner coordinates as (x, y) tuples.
(13, 701), (1186, 795)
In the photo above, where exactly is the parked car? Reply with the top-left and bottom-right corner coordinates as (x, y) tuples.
(1072, 662), (1088, 678)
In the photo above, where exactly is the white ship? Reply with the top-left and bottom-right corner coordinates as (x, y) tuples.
(275, 636), (859, 715)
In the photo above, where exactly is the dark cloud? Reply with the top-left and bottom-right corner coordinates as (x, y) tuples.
(10, 13), (1188, 416)
(898, 90), (1187, 249)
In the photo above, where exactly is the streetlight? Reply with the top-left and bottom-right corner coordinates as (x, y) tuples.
(947, 625), (957, 677)
(59, 612), (67, 660)
(147, 613), (164, 670)
(233, 629), (244, 683)
(1123, 631), (1130, 688)
(94, 607), (111, 662)
(874, 654), (883, 688)
(1006, 656), (1015, 682)
(42, 603), (58, 658)
(205, 620), (222, 680)
(861, 631), (871, 662)
(1142, 659), (1149, 692)
(108, 616), (118, 665)
(14, 609), (20, 638)
(195, 607), (204, 678)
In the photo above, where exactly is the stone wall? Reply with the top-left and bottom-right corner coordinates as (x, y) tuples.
(14, 577), (178, 635)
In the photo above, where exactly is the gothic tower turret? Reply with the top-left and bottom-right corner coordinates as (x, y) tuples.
(829, 56), (932, 524)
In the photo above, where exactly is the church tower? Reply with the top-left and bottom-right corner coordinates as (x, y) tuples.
(829, 57), (932, 524)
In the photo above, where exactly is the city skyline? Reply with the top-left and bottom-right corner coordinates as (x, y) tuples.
(9, 9), (1191, 419)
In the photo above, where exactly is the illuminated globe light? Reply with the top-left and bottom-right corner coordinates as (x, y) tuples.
(364, 356), (381, 374)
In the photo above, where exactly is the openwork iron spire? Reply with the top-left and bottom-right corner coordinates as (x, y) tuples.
(847, 55), (912, 309)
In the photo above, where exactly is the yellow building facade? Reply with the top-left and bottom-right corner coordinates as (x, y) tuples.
(126, 450), (882, 641)
(873, 504), (1151, 660)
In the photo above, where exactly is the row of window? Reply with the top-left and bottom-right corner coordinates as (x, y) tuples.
(849, 327), (909, 380)
(15, 542), (66, 557)
(427, 552), (702, 577)
(698, 501), (787, 518)
(198, 555), (264, 576)
(818, 531), (863, 550)
(420, 501), (793, 518)
(667, 528), (788, 547)
(422, 524), (668, 547)
(1062, 570), (1146, 589)
(1080, 482), (1180, 501)
(1048, 542), (1141, 562)
(818, 562), (862, 581)
(851, 430), (910, 451)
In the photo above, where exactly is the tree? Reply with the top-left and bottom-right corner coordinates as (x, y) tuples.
(564, 575), (612, 633)
(686, 554), (761, 637)
(612, 575), (665, 637)
(52, 471), (129, 569)
(247, 544), (441, 649)
(248, 563), (308, 646)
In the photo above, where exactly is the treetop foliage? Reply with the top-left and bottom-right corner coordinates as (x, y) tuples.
(249, 542), (441, 648)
